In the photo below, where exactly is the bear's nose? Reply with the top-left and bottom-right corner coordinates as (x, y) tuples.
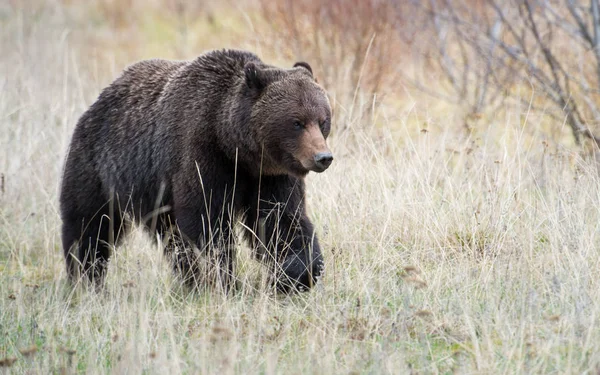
(313, 152), (334, 171)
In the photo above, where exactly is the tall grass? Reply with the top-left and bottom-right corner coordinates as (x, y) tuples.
(1, 1), (600, 373)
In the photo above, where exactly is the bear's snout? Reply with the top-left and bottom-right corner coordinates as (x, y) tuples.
(297, 123), (333, 173)
(313, 152), (333, 172)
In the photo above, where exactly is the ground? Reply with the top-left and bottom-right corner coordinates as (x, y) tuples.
(1, 1), (600, 374)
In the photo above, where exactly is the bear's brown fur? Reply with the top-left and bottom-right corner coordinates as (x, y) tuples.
(60, 49), (333, 292)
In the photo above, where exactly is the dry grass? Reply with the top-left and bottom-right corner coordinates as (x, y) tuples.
(2, 1), (600, 373)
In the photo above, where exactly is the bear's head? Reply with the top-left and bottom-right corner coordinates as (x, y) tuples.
(245, 61), (333, 177)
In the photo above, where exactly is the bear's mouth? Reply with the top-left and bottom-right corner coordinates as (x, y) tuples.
(310, 164), (328, 173)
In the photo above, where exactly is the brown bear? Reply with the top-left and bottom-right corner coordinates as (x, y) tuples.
(60, 49), (333, 293)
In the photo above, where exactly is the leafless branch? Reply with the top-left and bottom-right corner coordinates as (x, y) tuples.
(409, 0), (600, 146)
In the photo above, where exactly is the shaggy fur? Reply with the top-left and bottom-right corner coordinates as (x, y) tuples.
(60, 49), (333, 292)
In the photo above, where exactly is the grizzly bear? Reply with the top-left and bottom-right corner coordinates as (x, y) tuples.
(60, 49), (333, 293)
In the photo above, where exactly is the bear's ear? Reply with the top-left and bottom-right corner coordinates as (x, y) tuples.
(293, 61), (313, 76)
(244, 62), (270, 90)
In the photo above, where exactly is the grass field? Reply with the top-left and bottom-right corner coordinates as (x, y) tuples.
(2, 1), (600, 373)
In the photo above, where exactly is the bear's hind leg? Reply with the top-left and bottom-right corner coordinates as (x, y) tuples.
(62, 206), (126, 286)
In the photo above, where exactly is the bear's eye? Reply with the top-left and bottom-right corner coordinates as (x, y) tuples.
(293, 121), (304, 130)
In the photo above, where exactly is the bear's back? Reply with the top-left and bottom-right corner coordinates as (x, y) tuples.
(157, 49), (262, 115)
(77, 59), (187, 198)
(103, 59), (187, 115)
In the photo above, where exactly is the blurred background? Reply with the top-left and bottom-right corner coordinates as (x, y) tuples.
(4, 0), (600, 149)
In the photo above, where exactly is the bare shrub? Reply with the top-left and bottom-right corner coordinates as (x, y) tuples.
(413, 0), (600, 146)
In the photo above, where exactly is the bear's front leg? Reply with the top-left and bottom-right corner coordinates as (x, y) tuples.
(244, 175), (324, 293)
(275, 216), (324, 292)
